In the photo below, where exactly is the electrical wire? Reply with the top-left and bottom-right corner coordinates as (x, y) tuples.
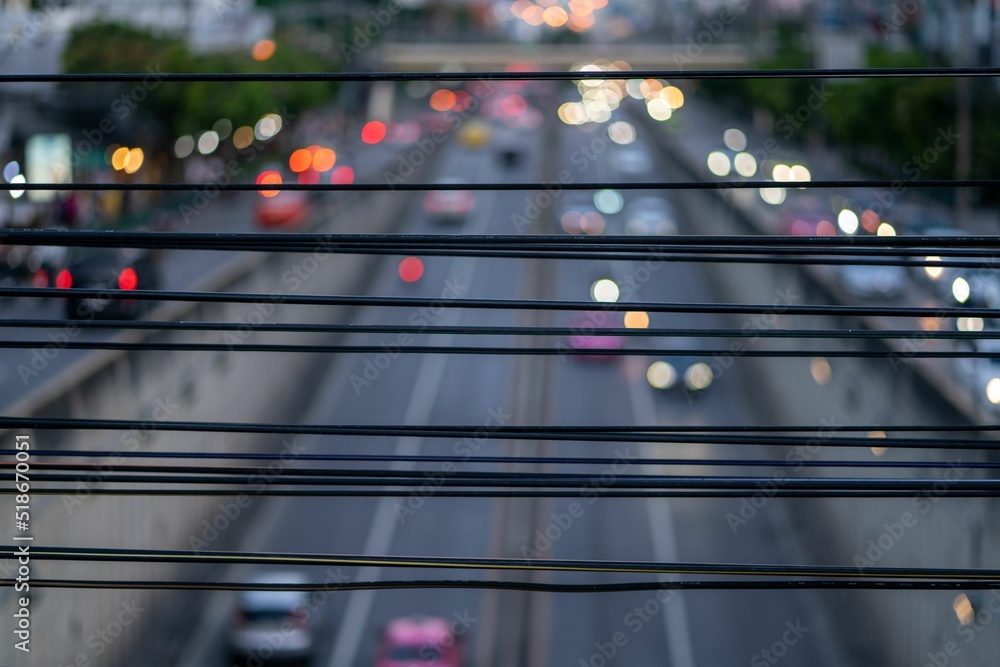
(18, 546), (1000, 580)
(4, 417), (998, 445)
(0, 339), (993, 358)
(0, 319), (995, 341)
(8, 449), (997, 470)
(3, 286), (999, 319)
(2, 178), (1000, 192)
(10, 578), (1000, 592)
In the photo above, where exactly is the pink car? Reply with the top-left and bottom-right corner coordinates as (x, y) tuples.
(374, 616), (464, 667)
(567, 312), (623, 361)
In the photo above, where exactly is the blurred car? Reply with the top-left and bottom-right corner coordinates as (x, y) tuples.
(374, 616), (464, 667)
(255, 190), (310, 228)
(558, 193), (606, 235)
(623, 196), (678, 236)
(228, 571), (313, 666)
(838, 260), (906, 300)
(423, 178), (476, 224)
(567, 311), (623, 361)
(646, 338), (715, 394)
(957, 336), (1000, 411)
(779, 193), (836, 236)
(610, 146), (654, 175)
(960, 269), (1000, 308)
(457, 119), (492, 148)
(905, 226), (970, 295)
(59, 246), (161, 319)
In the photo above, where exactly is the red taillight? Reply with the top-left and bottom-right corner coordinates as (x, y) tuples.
(118, 267), (138, 290)
(32, 269), (49, 288)
(424, 193), (443, 214)
(398, 257), (424, 283)
(290, 608), (309, 628)
(55, 269), (72, 289)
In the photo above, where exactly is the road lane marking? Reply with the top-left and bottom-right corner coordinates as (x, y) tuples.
(625, 355), (698, 667)
(326, 155), (501, 667)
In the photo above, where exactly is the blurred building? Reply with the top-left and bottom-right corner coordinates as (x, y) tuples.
(0, 0), (273, 153)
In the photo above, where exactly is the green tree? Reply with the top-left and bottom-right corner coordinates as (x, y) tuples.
(62, 22), (339, 138)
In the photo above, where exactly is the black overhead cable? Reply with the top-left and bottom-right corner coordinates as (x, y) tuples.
(19, 546), (1000, 580)
(0, 339), (995, 358)
(4, 286), (1000, 319)
(0, 319), (997, 341)
(3, 417), (998, 450)
(1, 178), (1000, 192)
(7, 449), (997, 470)
(11, 578), (1000, 592)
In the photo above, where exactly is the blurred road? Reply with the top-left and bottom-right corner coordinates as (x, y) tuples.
(0, 136), (403, 408)
(165, 105), (849, 667)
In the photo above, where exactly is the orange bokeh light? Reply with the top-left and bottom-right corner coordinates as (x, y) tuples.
(289, 148), (313, 173)
(312, 148), (337, 172)
(429, 89), (457, 112)
(256, 170), (282, 198)
(542, 6), (569, 26)
(251, 39), (276, 61)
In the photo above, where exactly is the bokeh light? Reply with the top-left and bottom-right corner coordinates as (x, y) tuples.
(646, 98), (672, 121)
(430, 89), (457, 112)
(2, 161), (19, 182)
(251, 39), (276, 61)
(256, 170), (282, 198)
(9, 174), (25, 199)
(759, 188), (786, 205)
(607, 121), (636, 145)
(624, 311), (649, 329)
(174, 136), (195, 159)
(311, 148), (337, 172)
(197, 131), (219, 155)
(330, 166), (355, 185)
(398, 257), (424, 283)
(289, 149), (313, 173)
(362, 121), (387, 144)
(707, 151), (731, 177)
(647, 361), (677, 389)
(733, 152), (757, 177)
(810, 357), (832, 385)
(838, 209), (859, 234)
(591, 278), (620, 303)
(111, 146), (130, 171)
(233, 126), (254, 149)
(123, 148), (144, 174)
(723, 128), (747, 152)
(254, 113), (282, 141)
(594, 189), (623, 215)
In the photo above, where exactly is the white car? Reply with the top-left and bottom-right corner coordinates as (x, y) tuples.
(228, 571), (314, 665)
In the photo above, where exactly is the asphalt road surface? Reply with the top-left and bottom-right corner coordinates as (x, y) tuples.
(161, 105), (851, 667)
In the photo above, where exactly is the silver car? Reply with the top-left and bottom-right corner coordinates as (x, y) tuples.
(228, 571), (314, 665)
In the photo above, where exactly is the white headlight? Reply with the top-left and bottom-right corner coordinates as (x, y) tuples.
(647, 361), (677, 389)
(684, 362), (713, 391)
